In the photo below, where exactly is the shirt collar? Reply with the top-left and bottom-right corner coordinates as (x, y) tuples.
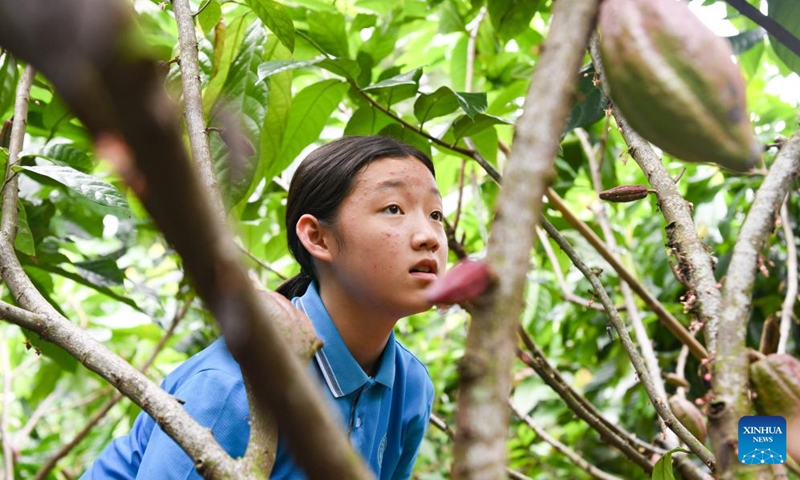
(292, 282), (396, 397)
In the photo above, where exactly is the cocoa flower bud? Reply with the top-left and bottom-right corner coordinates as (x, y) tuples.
(599, 185), (649, 203)
(426, 259), (493, 305)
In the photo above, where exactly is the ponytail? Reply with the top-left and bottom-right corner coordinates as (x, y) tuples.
(276, 271), (313, 299)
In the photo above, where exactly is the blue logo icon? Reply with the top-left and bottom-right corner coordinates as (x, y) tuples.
(738, 416), (786, 464)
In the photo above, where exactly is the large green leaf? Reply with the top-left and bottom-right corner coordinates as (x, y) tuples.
(245, 0), (295, 52)
(344, 106), (394, 135)
(268, 79), (348, 179)
(28, 262), (140, 312)
(74, 252), (126, 287)
(209, 24), (268, 206)
(0, 53), (19, 119)
(306, 10), (349, 58)
(197, 0), (222, 35)
(257, 59), (322, 82)
(767, 0), (800, 74)
(451, 113), (512, 140)
(16, 165), (129, 212)
(414, 87), (487, 125)
(487, 0), (541, 41)
(15, 200), (36, 257)
(362, 68), (422, 105)
(27, 143), (94, 174)
(204, 14), (250, 113)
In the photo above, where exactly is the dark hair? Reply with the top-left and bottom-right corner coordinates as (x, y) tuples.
(276, 135), (435, 299)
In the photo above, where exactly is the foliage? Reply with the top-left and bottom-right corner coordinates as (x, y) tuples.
(1, 0), (800, 478)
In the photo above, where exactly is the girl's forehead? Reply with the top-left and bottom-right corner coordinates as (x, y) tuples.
(355, 157), (438, 192)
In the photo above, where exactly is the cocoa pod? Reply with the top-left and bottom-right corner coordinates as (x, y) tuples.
(599, 184), (649, 203)
(599, 0), (761, 172)
(750, 354), (800, 419)
(426, 259), (493, 305)
(669, 396), (707, 443)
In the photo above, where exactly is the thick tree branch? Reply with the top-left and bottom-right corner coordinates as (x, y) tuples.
(34, 299), (189, 480)
(540, 219), (716, 471)
(508, 401), (622, 480)
(546, 189), (709, 360)
(712, 132), (800, 478)
(588, 35), (723, 356)
(451, 1), (599, 478)
(1, 64), (34, 238)
(0, 2), (372, 478)
(171, 0), (225, 220)
(778, 199), (797, 354)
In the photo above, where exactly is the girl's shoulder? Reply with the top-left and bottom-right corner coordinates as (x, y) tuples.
(392, 339), (433, 392)
(160, 338), (243, 394)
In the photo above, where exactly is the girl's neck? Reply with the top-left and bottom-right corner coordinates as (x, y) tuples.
(318, 284), (397, 376)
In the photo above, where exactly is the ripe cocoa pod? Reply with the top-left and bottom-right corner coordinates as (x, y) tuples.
(669, 396), (707, 443)
(749, 354), (800, 419)
(599, 0), (761, 172)
(426, 259), (493, 305)
(599, 184), (649, 203)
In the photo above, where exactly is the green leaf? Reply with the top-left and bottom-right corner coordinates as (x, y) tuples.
(204, 14), (249, 113)
(257, 59), (322, 82)
(438, 0), (467, 34)
(245, 0), (295, 52)
(30, 143), (94, 174)
(318, 58), (362, 81)
(209, 24), (268, 206)
(0, 53), (18, 119)
(452, 113), (512, 140)
(488, 0), (541, 41)
(15, 200), (36, 257)
(344, 106), (394, 135)
(767, 0), (800, 74)
(564, 64), (606, 134)
(197, 0), (222, 35)
(414, 87), (487, 124)
(363, 68), (422, 105)
(30, 263), (141, 312)
(363, 69), (420, 91)
(307, 10), (349, 58)
(74, 253), (126, 287)
(16, 165), (129, 211)
(377, 124), (432, 158)
(270, 79), (348, 179)
(651, 448), (690, 480)
(727, 28), (766, 55)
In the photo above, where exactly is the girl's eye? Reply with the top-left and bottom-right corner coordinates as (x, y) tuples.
(385, 205), (402, 214)
(431, 211), (444, 222)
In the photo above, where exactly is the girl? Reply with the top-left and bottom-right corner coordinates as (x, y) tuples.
(82, 135), (447, 479)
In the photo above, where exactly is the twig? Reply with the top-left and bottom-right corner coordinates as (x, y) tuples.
(1, 341), (14, 480)
(518, 330), (659, 472)
(546, 188), (709, 360)
(451, 1), (599, 478)
(675, 344), (690, 399)
(713, 132), (800, 478)
(778, 198), (797, 354)
(509, 401), (623, 480)
(34, 299), (191, 479)
(535, 227), (611, 311)
(236, 242), (287, 281)
(428, 413), (533, 480)
(15, 387), (62, 444)
(172, 0), (225, 220)
(1, 64), (35, 238)
(588, 36), (722, 356)
(540, 218), (716, 471)
(578, 127), (677, 446)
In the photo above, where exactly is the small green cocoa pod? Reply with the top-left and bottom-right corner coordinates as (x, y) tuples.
(669, 396), (707, 444)
(750, 354), (800, 419)
(599, 0), (761, 172)
(599, 184), (649, 203)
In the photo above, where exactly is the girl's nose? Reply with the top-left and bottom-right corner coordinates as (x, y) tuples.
(412, 219), (441, 252)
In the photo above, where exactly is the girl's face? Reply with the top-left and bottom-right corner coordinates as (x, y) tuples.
(324, 156), (448, 319)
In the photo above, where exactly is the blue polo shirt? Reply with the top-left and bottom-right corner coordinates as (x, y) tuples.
(81, 283), (434, 479)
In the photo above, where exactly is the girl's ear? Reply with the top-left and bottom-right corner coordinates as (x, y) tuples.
(296, 214), (334, 263)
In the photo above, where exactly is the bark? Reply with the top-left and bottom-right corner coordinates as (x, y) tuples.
(0, 1), (372, 478)
(451, 0), (599, 477)
(711, 133), (800, 479)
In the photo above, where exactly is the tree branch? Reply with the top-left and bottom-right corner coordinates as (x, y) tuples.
(712, 132), (800, 478)
(778, 198), (797, 354)
(540, 218), (716, 471)
(724, 0), (800, 60)
(588, 35), (723, 356)
(578, 127), (678, 447)
(508, 401), (623, 480)
(171, 0), (225, 220)
(451, 1), (599, 478)
(34, 299), (190, 479)
(546, 188), (709, 360)
(1, 64), (34, 238)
